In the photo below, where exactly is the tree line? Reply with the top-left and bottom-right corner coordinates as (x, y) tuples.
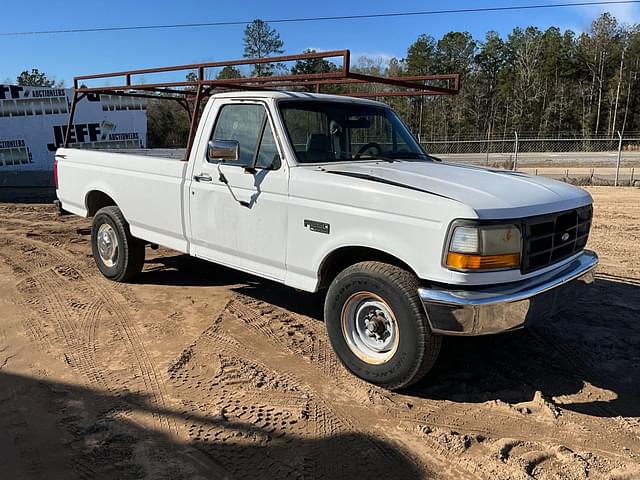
(309, 12), (640, 141)
(156, 13), (640, 145)
(12, 13), (640, 145)
(395, 12), (640, 141)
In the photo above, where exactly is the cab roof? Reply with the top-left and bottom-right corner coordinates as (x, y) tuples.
(209, 90), (387, 106)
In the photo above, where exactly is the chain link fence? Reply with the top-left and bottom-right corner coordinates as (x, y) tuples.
(421, 132), (640, 186)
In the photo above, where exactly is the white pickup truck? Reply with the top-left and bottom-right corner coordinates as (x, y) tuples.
(56, 91), (598, 389)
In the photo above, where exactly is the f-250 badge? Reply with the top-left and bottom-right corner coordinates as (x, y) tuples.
(304, 220), (330, 235)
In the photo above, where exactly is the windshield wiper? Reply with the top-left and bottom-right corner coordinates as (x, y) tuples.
(355, 155), (397, 163)
(356, 153), (430, 162)
(391, 152), (430, 160)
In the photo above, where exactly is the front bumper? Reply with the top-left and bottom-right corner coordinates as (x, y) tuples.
(418, 250), (598, 336)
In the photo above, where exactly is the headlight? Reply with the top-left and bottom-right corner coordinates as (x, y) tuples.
(445, 223), (521, 271)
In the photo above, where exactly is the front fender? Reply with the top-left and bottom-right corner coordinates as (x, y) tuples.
(284, 206), (445, 291)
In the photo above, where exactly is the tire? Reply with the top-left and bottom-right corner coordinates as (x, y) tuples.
(324, 261), (441, 390)
(91, 206), (145, 282)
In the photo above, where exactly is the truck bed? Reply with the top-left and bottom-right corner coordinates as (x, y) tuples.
(56, 148), (189, 253)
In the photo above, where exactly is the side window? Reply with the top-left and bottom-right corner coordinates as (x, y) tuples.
(209, 103), (280, 169)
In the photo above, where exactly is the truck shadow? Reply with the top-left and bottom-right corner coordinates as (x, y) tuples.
(136, 254), (640, 420)
(139, 253), (326, 317)
(0, 370), (425, 479)
(139, 253), (251, 286)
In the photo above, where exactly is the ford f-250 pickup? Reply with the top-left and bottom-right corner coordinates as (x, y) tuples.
(55, 90), (598, 390)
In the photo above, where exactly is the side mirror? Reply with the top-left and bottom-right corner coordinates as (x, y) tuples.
(208, 140), (239, 162)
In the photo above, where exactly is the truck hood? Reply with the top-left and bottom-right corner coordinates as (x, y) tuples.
(323, 161), (592, 218)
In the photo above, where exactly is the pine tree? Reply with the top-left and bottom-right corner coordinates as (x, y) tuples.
(243, 19), (284, 76)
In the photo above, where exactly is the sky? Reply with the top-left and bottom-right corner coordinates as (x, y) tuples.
(2, 0), (640, 86)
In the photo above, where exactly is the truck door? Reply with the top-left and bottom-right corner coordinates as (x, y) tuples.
(188, 101), (289, 281)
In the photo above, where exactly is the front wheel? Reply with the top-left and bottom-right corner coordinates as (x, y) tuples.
(91, 206), (145, 282)
(324, 261), (441, 390)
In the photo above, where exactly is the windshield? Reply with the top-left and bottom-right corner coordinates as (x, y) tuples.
(278, 100), (429, 164)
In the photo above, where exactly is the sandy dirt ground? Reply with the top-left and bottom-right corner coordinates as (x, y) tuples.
(0, 186), (639, 479)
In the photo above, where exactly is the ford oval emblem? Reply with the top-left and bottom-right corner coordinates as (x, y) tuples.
(561, 232), (570, 242)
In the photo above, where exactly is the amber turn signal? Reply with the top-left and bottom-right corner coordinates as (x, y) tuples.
(446, 252), (520, 270)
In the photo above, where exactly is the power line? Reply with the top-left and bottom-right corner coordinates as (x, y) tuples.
(1, 1), (639, 37)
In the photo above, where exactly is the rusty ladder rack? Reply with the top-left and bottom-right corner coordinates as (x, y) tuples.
(64, 49), (460, 159)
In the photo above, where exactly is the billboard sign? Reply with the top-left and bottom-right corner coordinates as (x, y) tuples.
(0, 85), (146, 184)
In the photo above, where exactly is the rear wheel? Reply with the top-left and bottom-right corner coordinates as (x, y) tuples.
(91, 206), (145, 282)
(324, 261), (441, 390)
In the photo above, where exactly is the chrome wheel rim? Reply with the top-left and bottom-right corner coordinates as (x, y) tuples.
(341, 292), (399, 365)
(97, 223), (119, 267)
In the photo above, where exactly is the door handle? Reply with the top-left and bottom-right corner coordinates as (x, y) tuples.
(193, 173), (213, 183)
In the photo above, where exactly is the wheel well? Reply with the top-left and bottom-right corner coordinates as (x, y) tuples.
(318, 246), (416, 290)
(85, 191), (116, 217)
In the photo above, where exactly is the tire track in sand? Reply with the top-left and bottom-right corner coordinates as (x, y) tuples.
(0, 233), (175, 436)
(216, 295), (477, 479)
(166, 305), (432, 479)
(223, 293), (639, 477)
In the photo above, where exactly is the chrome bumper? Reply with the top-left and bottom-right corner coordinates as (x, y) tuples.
(418, 250), (598, 336)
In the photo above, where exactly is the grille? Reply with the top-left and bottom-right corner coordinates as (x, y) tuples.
(521, 205), (592, 274)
